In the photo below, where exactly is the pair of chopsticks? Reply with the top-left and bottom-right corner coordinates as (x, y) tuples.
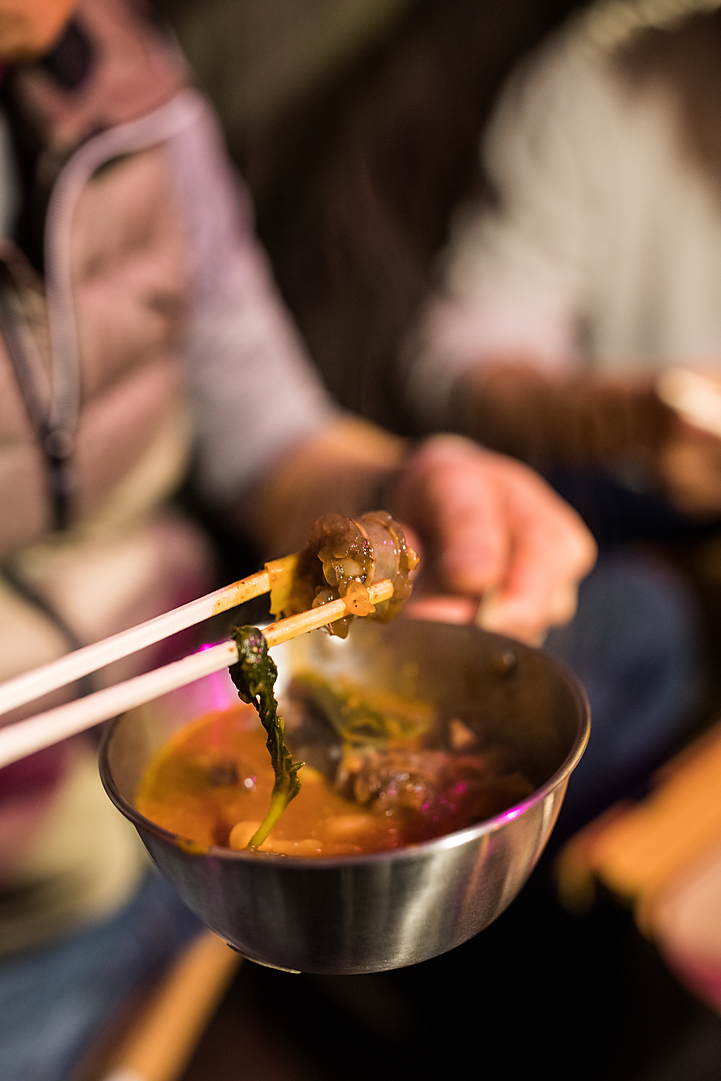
(0, 561), (394, 770)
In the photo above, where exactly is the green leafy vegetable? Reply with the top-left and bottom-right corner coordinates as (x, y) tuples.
(228, 626), (303, 848)
(289, 671), (432, 748)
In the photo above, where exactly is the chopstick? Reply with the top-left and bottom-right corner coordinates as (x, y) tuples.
(0, 578), (394, 769)
(0, 559), (294, 718)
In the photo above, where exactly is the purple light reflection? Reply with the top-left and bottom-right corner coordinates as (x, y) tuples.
(197, 642), (234, 712)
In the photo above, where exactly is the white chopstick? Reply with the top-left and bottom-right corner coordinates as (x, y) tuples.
(0, 565), (282, 718)
(0, 579), (394, 769)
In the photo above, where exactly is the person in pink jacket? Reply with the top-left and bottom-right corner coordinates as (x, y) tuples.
(0, 2), (595, 1078)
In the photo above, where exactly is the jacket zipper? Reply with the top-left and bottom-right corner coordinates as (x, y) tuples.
(40, 88), (204, 526)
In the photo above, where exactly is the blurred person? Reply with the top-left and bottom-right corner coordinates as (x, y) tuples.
(406, 0), (721, 524)
(167, 0), (704, 835)
(179, 0), (577, 438)
(0, 1), (596, 1078)
(403, 0), (721, 829)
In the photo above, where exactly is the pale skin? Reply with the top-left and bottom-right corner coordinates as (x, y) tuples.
(0, 0), (597, 646)
(391, 435), (591, 642)
(245, 422), (596, 646)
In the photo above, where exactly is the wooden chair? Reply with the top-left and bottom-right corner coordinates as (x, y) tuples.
(72, 930), (241, 1081)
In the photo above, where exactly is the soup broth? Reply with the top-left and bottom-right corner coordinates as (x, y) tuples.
(135, 688), (535, 857)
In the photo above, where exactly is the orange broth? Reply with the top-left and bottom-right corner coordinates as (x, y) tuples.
(135, 704), (534, 858)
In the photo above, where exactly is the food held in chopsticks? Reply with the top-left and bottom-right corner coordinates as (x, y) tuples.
(0, 510), (417, 720)
(268, 511), (419, 638)
(227, 627), (302, 848)
(134, 671), (535, 858)
(0, 510), (416, 768)
(211, 512), (419, 846)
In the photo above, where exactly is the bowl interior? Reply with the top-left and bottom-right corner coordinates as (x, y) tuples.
(103, 618), (589, 843)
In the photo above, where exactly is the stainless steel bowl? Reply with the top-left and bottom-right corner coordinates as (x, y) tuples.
(99, 619), (589, 974)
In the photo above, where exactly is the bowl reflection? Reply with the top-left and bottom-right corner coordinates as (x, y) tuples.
(99, 619), (589, 974)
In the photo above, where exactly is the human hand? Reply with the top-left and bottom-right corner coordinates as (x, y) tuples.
(390, 434), (596, 644)
(655, 367), (721, 517)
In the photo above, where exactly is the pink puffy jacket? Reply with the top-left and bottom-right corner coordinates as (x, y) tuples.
(0, 0), (335, 950)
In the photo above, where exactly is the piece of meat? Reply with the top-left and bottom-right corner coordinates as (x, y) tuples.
(269, 511), (419, 637)
(346, 747), (534, 825)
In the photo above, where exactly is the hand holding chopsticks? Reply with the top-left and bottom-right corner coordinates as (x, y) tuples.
(0, 577), (395, 769)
